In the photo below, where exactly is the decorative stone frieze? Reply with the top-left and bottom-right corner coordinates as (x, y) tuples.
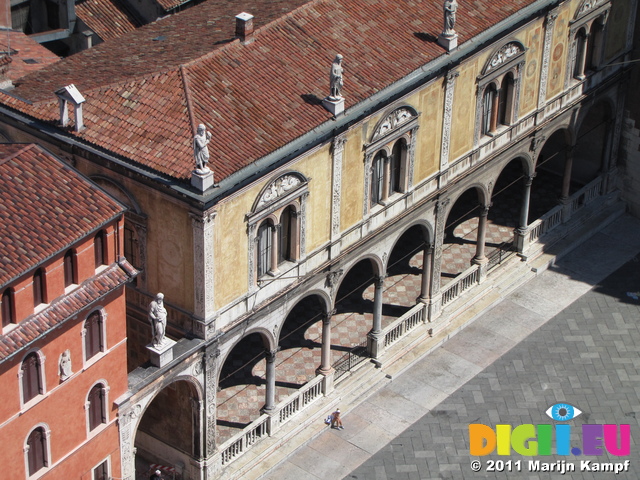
(482, 42), (526, 75)
(441, 70), (459, 170)
(191, 210), (216, 332)
(371, 108), (416, 142)
(331, 135), (347, 239)
(538, 12), (558, 109)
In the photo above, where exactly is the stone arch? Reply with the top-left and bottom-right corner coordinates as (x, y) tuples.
(133, 377), (204, 474)
(332, 254), (383, 306)
(90, 175), (143, 214)
(217, 328), (275, 378)
(251, 171), (308, 214)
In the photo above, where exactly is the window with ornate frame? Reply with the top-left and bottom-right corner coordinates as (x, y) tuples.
(363, 106), (419, 215)
(19, 350), (46, 406)
(568, 0), (610, 82)
(83, 310), (106, 362)
(25, 425), (50, 478)
(475, 41), (525, 142)
(247, 172), (308, 288)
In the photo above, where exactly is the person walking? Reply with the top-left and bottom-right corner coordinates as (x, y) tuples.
(331, 408), (344, 429)
(150, 469), (162, 480)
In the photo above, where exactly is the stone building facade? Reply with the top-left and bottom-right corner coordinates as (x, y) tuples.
(0, 0), (636, 478)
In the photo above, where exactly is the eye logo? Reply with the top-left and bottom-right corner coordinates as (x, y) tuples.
(546, 403), (582, 421)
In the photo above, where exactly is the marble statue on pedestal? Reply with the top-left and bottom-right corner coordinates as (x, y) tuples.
(148, 293), (167, 347)
(193, 124), (212, 174)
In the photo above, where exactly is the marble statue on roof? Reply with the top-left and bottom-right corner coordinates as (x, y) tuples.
(193, 124), (212, 174)
(329, 54), (344, 100)
(443, 0), (458, 37)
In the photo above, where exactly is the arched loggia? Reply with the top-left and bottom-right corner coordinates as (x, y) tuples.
(134, 380), (202, 476)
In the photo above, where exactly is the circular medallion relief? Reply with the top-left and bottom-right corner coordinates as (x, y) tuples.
(552, 43), (564, 61)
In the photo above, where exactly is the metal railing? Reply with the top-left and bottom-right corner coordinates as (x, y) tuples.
(334, 341), (369, 381)
(487, 240), (516, 271)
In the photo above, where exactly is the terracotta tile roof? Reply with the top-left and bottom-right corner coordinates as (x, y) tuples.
(0, 0), (539, 182)
(157, 0), (189, 12)
(0, 29), (60, 81)
(75, 0), (143, 41)
(0, 144), (126, 287)
(0, 260), (137, 361)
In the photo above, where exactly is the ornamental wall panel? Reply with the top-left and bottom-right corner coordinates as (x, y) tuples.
(450, 61), (480, 161)
(416, 79), (444, 183)
(546, 6), (571, 99)
(521, 19), (545, 115)
(340, 128), (366, 232)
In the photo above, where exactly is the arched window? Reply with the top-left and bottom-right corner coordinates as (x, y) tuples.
(87, 384), (107, 431)
(84, 312), (104, 361)
(482, 84), (497, 135)
(2, 288), (14, 328)
(499, 73), (515, 126)
(94, 231), (107, 268)
(574, 28), (588, 79)
(63, 250), (77, 287)
(21, 352), (43, 404)
(371, 151), (385, 207)
(26, 427), (48, 476)
(257, 221), (272, 277)
(278, 206), (298, 264)
(390, 139), (407, 194)
(33, 269), (46, 307)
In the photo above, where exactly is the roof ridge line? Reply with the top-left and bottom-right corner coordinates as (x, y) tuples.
(180, 64), (196, 134)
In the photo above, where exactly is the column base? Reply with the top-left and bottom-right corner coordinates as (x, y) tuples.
(316, 366), (334, 376)
(471, 256), (488, 266)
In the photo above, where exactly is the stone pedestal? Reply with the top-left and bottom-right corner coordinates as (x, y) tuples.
(147, 339), (176, 368)
(191, 169), (215, 192)
(438, 33), (458, 51)
(322, 96), (345, 116)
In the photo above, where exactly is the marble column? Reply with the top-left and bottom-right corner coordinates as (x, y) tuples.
(472, 205), (490, 264)
(560, 146), (575, 202)
(418, 243), (434, 304)
(372, 274), (385, 335)
(269, 224), (279, 275)
(262, 349), (277, 413)
(318, 310), (335, 375)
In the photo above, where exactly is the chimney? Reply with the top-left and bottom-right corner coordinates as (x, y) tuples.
(0, 55), (12, 89)
(0, 0), (10, 29)
(235, 12), (254, 44)
(55, 84), (86, 132)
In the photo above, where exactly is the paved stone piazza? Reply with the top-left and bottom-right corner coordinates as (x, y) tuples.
(262, 215), (640, 480)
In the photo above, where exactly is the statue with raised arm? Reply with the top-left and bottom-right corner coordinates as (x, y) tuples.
(443, 0), (458, 36)
(329, 54), (344, 100)
(148, 292), (167, 347)
(193, 124), (212, 173)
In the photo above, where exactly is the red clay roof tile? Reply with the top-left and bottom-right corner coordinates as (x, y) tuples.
(0, 0), (539, 182)
(0, 144), (125, 287)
